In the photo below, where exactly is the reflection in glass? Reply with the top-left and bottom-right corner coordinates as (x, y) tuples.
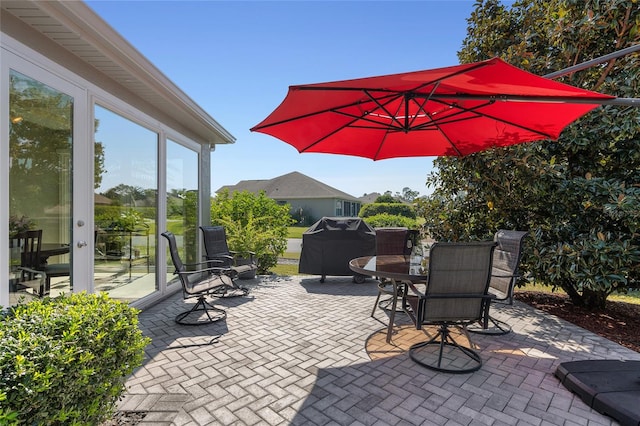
(94, 105), (157, 302)
(166, 140), (199, 287)
(8, 70), (73, 303)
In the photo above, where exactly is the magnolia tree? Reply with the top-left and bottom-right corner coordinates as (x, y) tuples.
(418, 0), (640, 309)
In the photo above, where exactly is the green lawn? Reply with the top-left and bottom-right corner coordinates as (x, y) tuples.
(287, 226), (307, 239)
(270, 263), (300, 276)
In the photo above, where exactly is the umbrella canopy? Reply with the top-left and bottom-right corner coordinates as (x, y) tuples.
(251, 58), (614, 160)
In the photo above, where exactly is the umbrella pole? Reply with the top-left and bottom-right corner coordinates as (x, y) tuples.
(544, 44), (640, 79)
(543, 44), (640, 107)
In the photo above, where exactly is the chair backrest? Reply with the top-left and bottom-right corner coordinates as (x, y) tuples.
(490, 230), (528, 302)
(423, 241), (496, 322)
(376, 228), (417, 256)
(161, 231), (185, 274)
(17, 229), (43, 269)
(200, 226), (231, 257)
(162, 231), (202, 294)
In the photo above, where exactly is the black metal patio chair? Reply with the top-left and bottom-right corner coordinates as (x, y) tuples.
(162, 231), (244, 325)
(468, 230), (528, 335)
(371, 227), (419, 318)
(200, 225), (257, 280)
(14, 229), (70, 296)
(401, 241), (496, 373)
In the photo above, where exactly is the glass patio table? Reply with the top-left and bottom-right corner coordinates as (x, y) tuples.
(40, 243), (70, 265)
(349, 254), (428, 342)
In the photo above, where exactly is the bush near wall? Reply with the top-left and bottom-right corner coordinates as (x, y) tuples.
(211, 190), (294, 274)
(365, 213), (418, 230)
(0, 293), (150, 425)
(359, 203), (417, 219)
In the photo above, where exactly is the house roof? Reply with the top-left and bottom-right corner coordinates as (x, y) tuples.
(1, 0), (234, 146)
(358, 192), (382, 204)
(217, 172), (362, 202)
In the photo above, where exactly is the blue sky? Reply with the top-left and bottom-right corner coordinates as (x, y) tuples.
(86, 1), (479, 198)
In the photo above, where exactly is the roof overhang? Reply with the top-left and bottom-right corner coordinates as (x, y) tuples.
(1, 0), (235, 145)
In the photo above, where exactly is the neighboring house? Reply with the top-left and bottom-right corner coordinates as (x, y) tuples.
(2, 1), (234, 309)
(358, 192), (382, 205)
(218, 171), (362, 223)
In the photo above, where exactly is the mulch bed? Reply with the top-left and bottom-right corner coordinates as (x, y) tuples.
(515, 291), (640, 353)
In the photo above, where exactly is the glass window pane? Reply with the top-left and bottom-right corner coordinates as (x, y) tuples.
(94, 105), (157, 301)
(166, 140), (199, 287)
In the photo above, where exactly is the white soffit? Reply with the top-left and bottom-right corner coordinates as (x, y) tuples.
(1, 0), (235, 145)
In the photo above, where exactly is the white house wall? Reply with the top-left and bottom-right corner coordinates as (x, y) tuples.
(281, 198), (361, 223)
(1, 8), (226, 309)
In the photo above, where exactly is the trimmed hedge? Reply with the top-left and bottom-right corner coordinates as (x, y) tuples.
(0, 293), (150, 425)
(359, 203), (417, 219)
(365, 213), (418, 229)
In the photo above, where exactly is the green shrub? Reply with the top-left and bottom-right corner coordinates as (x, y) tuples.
(0, 293), (150, 425)
(365, 213), (418, 229)
(359, 203), (416, 219)
(212, 190), (294, 274)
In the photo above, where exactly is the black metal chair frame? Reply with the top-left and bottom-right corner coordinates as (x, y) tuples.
(162, 231), (241, 325)
(371, 228), (419, 318)
(200, 225), (257, 280)
(401, 241), (496, 374)
(14, 229), (70, 297)
(469, 230), (528, 335)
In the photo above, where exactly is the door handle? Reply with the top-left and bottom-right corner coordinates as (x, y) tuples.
(77, 240), (87, 248)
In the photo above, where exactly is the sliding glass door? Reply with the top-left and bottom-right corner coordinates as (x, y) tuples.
(8, 70), (74, 302)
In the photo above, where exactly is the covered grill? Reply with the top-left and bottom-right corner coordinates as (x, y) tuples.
(299, 217), (376, 283)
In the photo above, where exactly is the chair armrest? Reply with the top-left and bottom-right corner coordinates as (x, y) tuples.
(176, 262), (233, 276)
(405, 280), (427, 298)
(422, 293), (496, 300)
(206, 254), (234, 261)
(229, 251), (257, 263)
(491, 272), (520, 279)
(183, 260), (223, 269)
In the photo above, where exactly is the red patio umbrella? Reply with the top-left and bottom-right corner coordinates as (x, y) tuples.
(250, 58), (614, 160)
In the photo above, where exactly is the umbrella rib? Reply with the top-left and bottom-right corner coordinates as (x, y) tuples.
(428, 98), (557, 139)
(363, 90), (411, 131)
(251, 92), (401, 131)
(299, 93), (405, 151)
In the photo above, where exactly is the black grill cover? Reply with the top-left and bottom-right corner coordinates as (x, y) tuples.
(299, 217), (376, 276)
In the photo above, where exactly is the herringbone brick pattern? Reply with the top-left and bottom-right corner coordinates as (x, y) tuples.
(121, 275), (640, 425)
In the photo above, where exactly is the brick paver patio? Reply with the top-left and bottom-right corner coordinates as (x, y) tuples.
(120, 275), (640, 425)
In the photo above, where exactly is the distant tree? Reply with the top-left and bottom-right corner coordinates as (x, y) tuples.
(103, 184), (147, 207)
(395, 187), (420, 203)
(375, 193), (399, 203)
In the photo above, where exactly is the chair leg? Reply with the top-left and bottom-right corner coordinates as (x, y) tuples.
(371, 288), (382, 317)
(409, 324), (482, 374)
(467, 315), (512, 335)
(175, 296), (227, 325)
(386, 293), (397, 343)
(209, 276), (250, 298)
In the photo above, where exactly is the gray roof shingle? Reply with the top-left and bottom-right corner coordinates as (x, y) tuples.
(217, 171), (361, 201)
